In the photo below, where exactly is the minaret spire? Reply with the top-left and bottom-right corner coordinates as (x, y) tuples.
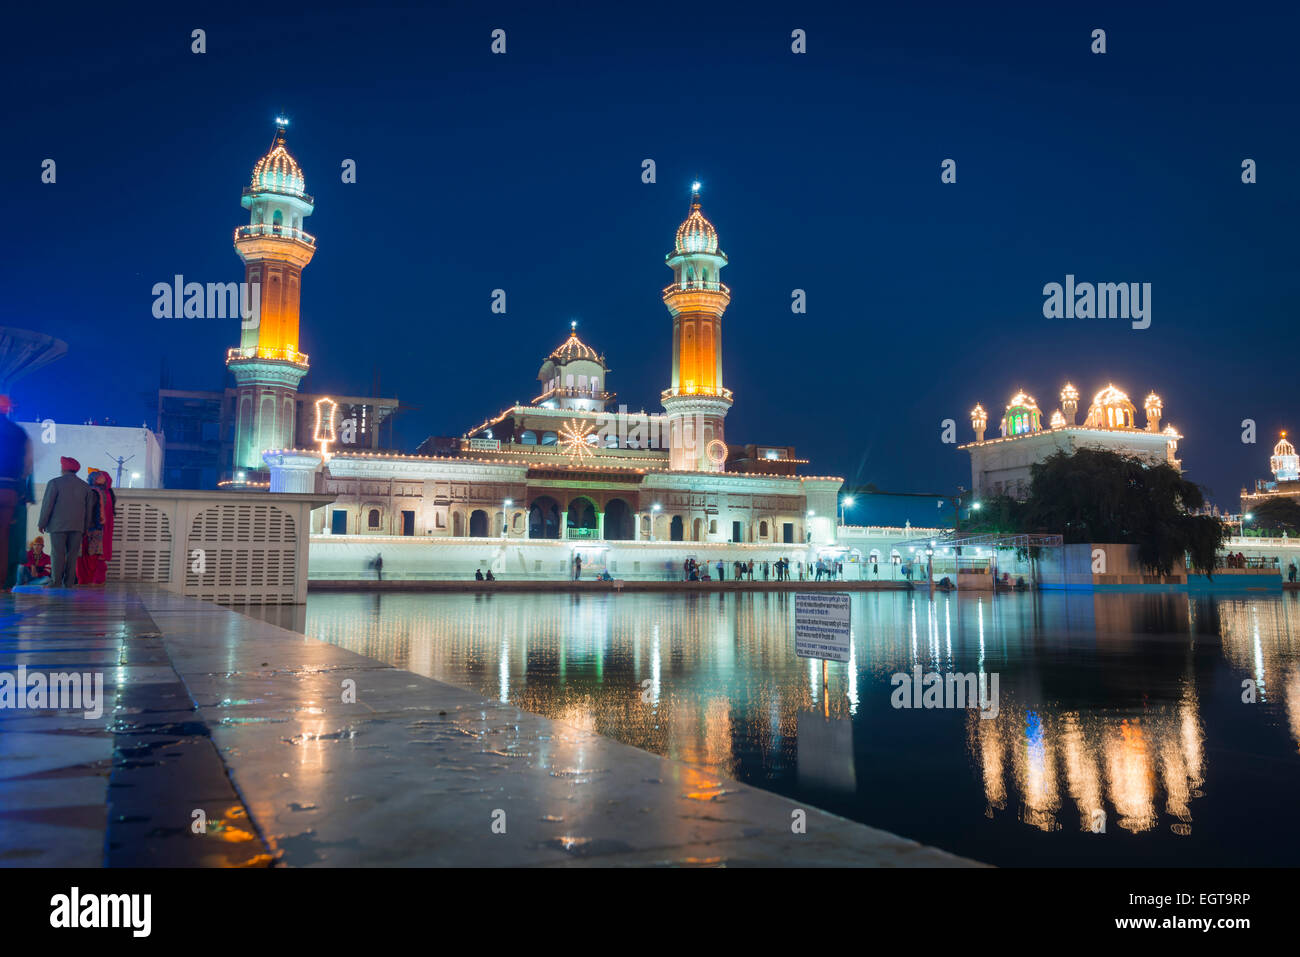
(661, 179), (732, 472)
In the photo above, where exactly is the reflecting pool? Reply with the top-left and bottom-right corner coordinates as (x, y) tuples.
(283, 590), (1300, 866)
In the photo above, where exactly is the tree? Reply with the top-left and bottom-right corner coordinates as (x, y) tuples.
(1012, 449), (1224, 577)
(1246, 497), (1300, 536)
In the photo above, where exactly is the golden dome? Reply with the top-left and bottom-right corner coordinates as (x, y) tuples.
(1061, 382), (1079, 402)
(547, 329), (601, 364)
(1050, 410), (1066, 428)
(674, 199), (721, 256)
(1085, 384), (1137, 429)
(251, 127), (306, 197)
(1274, 432), (1296, 457)
(1006, 390), (1040, 411)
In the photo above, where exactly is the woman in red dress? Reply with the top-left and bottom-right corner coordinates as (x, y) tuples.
(76, 470), (115, 585)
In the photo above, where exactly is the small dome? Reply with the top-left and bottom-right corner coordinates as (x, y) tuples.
(1085, 384), (1136, 429)
(1061, 382), (1079, 402)
(1050, 410), (1066, 428)
(1006, 390), (1040, 412)
(1002, 391), (1042, 437)
(547, 328), (602, 364)
(1274, 431), (1296, 457)
(674, 199), (721, 256)
(251, 127), (306, 197)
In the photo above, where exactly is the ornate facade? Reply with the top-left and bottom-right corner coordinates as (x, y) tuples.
(251, 157), (842, 547)
(961, 382), (1182, 500)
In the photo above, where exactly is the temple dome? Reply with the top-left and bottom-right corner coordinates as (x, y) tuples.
(674, 201), (721, 256)
(1274, 432), (1296, 458)
(547, 329), (601, 364)
(251, 128), (306, 197)
(1001, 391), (1042, 436)
(1085, 384), (1136, 429)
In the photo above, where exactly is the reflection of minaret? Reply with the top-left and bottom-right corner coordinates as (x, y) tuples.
(227, 118), (316, 473)
(661, 182), (732, 472)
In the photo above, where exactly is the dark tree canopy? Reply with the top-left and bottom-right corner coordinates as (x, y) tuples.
(967, 449), (1224, 576)
(1245, 497), (1300, 535)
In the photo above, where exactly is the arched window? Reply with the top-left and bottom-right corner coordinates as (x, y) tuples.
(367, 508), (380, 529)
(272, 209), (284, 228)
(541, 431), (558, 445)
(759, 520), (769, 537)
(520, 430), (538, 445)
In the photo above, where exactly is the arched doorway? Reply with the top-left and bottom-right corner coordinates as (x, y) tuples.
(670, 515), (684, 541)
(469, 509), (490, 537)
(452, 511), (465, 537)
(691, 517), (703, 541)
(567, 497), (598, 539)
(604, 498), (633, 540)
(529, 496), (561, 539)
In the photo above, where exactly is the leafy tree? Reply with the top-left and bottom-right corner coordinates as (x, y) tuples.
(984, 449), (1224, 577)
(1246, 497), (1300, 535)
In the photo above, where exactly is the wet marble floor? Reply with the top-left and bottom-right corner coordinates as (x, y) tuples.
(0, 586), (981, 867)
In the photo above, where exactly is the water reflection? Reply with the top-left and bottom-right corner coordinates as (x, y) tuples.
(290, 589), (1300, 866)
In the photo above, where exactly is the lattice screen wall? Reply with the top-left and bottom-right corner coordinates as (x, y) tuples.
(184, 502), (298, 604)
(106, 501), (173, 584)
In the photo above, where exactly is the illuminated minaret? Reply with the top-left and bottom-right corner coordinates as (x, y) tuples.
(226, 118), (316, 473)
(1060, 383), (1079, 425)
(661, 183), (732, 471)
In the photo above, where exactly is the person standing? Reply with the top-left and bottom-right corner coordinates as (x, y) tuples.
(716, 559), (725, 581)
(76, 470), (115, 586)
(572, 553), (582, 580)
(0, 400), (32, 590)
(37, 456), (94, 588)
(1290, 561), (1297, 583)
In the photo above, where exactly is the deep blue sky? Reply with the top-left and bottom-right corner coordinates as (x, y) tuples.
(4, 0), (1297, 515)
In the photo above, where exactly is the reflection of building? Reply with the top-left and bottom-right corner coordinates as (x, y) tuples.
(157, 123), (398, 488)
(270, 183), (842, 546)
(961, 383), (1182, 500)
(1241, 431), (1300, 514)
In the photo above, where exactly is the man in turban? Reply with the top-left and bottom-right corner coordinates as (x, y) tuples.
(38, 455), (95, 588)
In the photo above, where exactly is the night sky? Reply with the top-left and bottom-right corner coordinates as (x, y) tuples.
(5, 0), (1297, 516)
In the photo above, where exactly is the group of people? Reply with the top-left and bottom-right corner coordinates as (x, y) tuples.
(1222, 552), (1250, 569)
(0, 407), (117, 592)
(32, 456), (116, 588)
(674, 556), (817, 582)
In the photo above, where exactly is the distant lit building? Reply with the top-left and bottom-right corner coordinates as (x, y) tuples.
(1241, 431), (1300, 514)
(961, 383), (1182, 500)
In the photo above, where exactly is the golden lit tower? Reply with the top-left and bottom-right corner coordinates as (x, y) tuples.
(661, 183), (732, 471)
(226, 118), (316, 473)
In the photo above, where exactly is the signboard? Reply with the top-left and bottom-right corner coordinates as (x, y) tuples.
(794, 592), (851, 662)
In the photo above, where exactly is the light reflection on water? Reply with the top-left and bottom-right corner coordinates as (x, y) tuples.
(291, 589), (1300, 866)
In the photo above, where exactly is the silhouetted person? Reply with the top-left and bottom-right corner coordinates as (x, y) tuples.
(0, 400), (31, 590)
(475, 568), (484, 581)
(38, 456), (94, 588)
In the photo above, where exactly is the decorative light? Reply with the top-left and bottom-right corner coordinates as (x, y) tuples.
(558, 419), (596, 463)
(315, 397), (338, 458)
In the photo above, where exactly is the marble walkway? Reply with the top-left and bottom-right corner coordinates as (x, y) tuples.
(0, 586), (983, 867)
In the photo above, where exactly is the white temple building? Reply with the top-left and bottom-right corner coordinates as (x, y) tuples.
(961, 383), (1182, 500)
